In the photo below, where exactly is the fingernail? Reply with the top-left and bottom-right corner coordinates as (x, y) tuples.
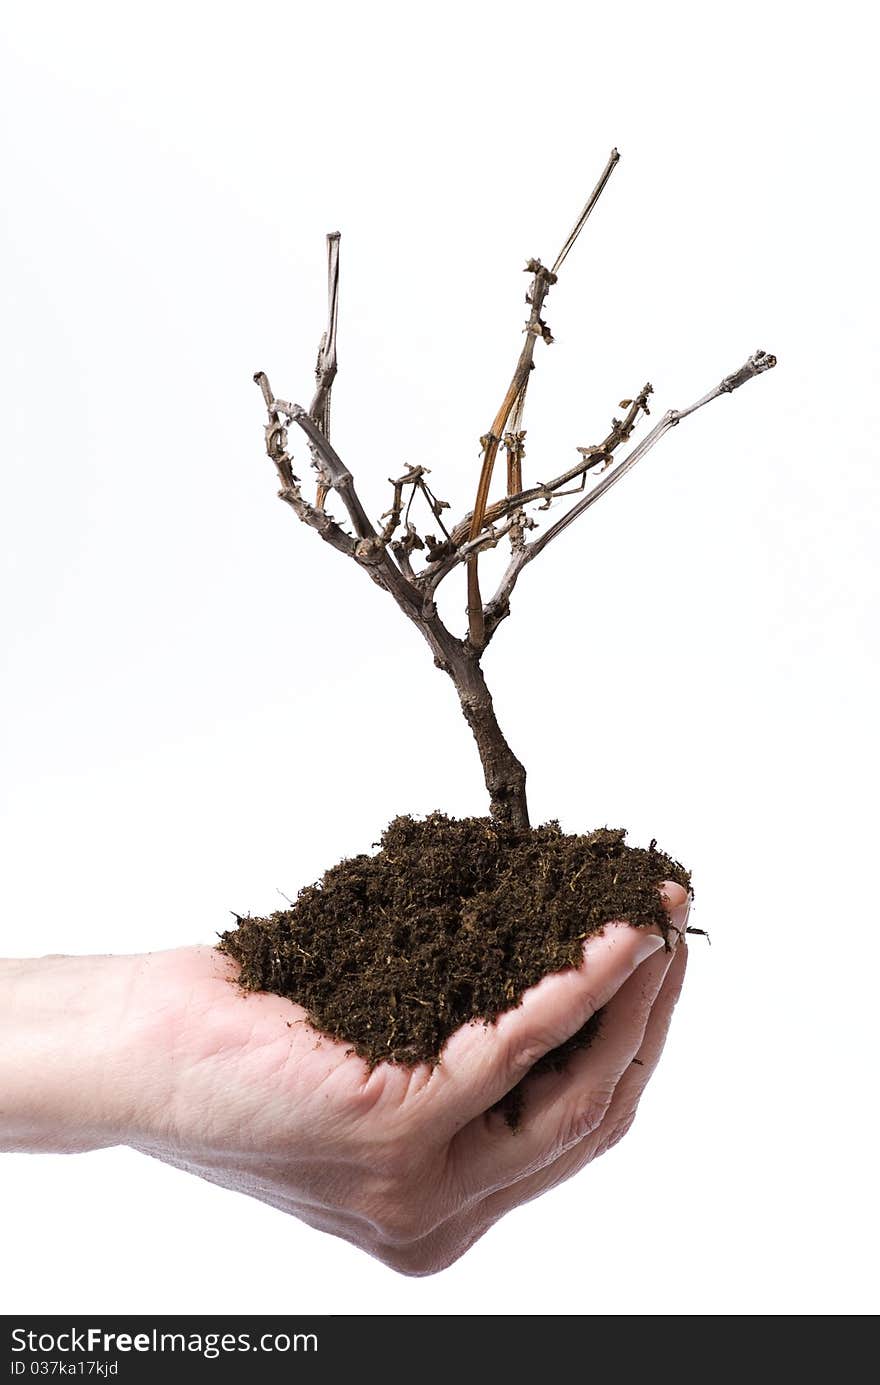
(668, 903), (691, 950)
(660, 882), (691, 950)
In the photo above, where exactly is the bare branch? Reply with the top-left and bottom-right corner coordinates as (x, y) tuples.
(680, 348), (778, 414)
(419, 476), (452, 541)
(309, 232), (340, 431)
(271, 399), (375, 540)
(466, 148), (621, 646)
(379, 465), (451, 557)
(483, 351), (777, 641)
(440, 383), (653, 556)
(391, 532), (420, 580)
(380, 465), (426, 544)
(465, 259), (556, 643)
(551, 147), (620, 274)
(252, 371), (356, 558)
(504, 429), (526, 498)
(254, 374), (421, 620)
(418, 383), (653, 600)
(258, 238), (430, 606)
(253, 367), (530, 826)
(309, 232), (340, 508)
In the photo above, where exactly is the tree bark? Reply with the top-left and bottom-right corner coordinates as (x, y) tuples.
(423, 621), (529, 829)
(448, 654), (529, 830)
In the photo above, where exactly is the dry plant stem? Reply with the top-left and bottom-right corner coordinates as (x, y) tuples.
(310, 231), (340, 510)
(465, 263), (555, 647)
(483, 350), (777, 640)
(466, 149), (621, 646)
(421, 384), (654, 600)
(254, 156), (776, 833)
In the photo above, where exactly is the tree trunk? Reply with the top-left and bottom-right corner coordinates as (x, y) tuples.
(441, 643), (529, 830)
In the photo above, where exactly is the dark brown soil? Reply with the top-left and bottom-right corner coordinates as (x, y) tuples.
(219, 814), (691, 1080)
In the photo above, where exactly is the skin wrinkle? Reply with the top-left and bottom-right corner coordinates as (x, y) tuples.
(456, 909), (685, 1239)
(397, 1058), (437, 1105)
(177, 975), (640, 1246)
(390, 947), (690, 1275)
(484, 946), (688, 1220)
(352, 1060), (392, 1110)
(446, 939), (680, 1205)
(150, 1007), (301, 1151)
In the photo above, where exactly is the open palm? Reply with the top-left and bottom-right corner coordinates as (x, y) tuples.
(120, 885), (688, 1274)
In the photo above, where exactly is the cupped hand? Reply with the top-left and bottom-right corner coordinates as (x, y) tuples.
(114, 884), (689, 1274)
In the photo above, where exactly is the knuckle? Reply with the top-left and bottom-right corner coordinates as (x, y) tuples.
(348, 1065), (390, 1115)
(509, 1037), (549, 1076)
(509, 1026), (568, 1078)
(558, 1089), (614, 1154)
(508, 998), (600, 1080)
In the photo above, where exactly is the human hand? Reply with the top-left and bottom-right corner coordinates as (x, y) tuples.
(0, 885), (689, 1275)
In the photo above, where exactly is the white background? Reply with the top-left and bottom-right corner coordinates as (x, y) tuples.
(1, 0), (877, 1316)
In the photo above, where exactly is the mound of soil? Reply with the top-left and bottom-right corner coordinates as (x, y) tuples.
(219, 814), (691, 1077)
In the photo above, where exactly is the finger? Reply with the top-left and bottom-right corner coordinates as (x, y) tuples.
(659, 879), (691, 947)
(590, 939), (689, 1161)
(426, 923), (662, 1132)
(389, 945), (689, 1271)
(428, 882), (689, 1133)
(450, 936), (677, 1198)
(475, 941), (689, 1223)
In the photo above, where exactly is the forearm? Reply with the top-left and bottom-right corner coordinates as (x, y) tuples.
(0, 954), (143, 1153)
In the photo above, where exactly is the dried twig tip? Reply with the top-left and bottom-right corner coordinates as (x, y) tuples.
(551, 147), (621, 275)
(720, 349), (778, 394)
(253, 371), (275, 409)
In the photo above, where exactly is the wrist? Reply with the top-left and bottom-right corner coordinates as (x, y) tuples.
(0, 953), (146, 1153)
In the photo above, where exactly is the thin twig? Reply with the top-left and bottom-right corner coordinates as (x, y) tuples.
(483, 350), (777, 641)
(309, 232), (340, 509)
(252, 371), (356, 558)
(551, 148), (620, 274)
(256, 374), (413, 607)
(441, 385), (654, 556)
(270, 399), (374, 540)
(465, 260), (556, 644)
(465, 148), (621, 647)
(381, 465), (427, 543)
(419, 384), (653, 599)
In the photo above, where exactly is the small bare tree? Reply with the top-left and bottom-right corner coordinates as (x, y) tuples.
(254, 150), (775, 831)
